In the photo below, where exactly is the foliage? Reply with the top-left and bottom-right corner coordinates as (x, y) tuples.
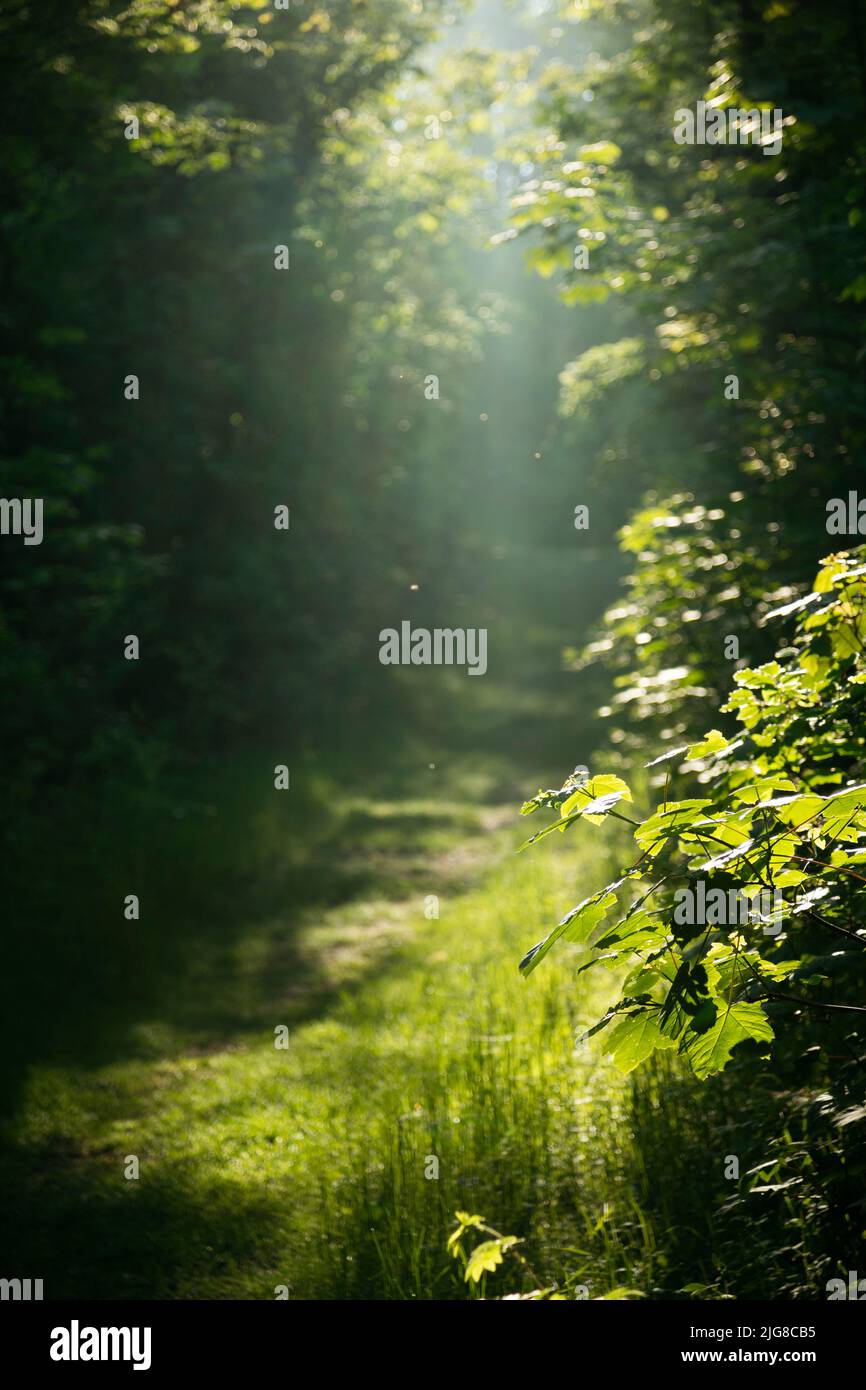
(515, 0), (866, 744)
(518, 548), (866, 1079)
(448, 1212), (524, 1285)
(0, 0), (499, 802)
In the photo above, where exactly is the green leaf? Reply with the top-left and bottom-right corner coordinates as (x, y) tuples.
(464, 1236), (518, 1283)
(448, 1212), (483, 1255)
(561, 774), (633, 822)
(731, 775), (797, 805)
(687, 729), (734, 759)
(593, 909), (669, 953)
(693, 837), (755, 871)
(634, 800), (711, 855)
(604, 1010), (678, 1073)
(574, 996), (654, 1049)
(518, 786), (629, 848)
(519, 887), (620, 976)
(686, 1003), (774, 1079)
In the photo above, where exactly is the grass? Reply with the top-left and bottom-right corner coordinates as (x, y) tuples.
(1, 749), (676, 1301)
(5, 741), (859, 1302)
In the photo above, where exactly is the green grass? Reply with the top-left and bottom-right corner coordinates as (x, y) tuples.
(1, 755), (672, 1300)
(5, 747), (856, 1301)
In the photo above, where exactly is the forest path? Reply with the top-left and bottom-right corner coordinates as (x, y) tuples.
(1, 752), (651, 1300)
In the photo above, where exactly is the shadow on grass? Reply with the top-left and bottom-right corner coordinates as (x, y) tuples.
(0, 1153), (293, 1299)
(0, 731), (524, 1120)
